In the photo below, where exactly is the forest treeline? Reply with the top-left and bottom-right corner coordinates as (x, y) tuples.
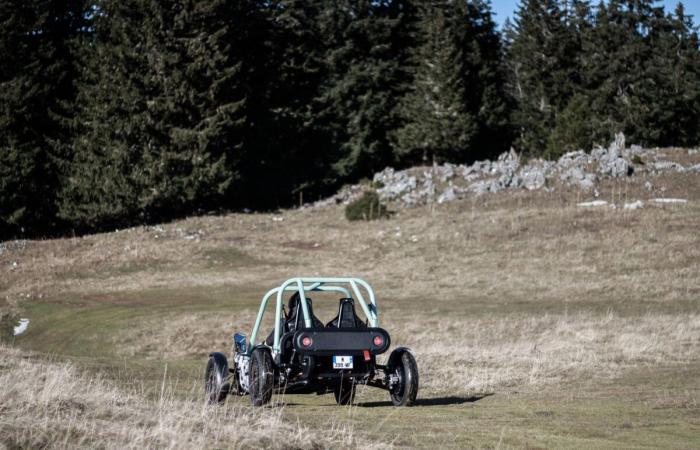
(1, 0), (699, 238)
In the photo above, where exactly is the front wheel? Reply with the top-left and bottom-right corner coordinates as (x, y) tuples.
(389, 351), (419, 407)
(249, 348), (274, 406)
(204, 353), (229, 404)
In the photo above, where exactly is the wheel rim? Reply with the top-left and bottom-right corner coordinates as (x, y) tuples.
(251, 358), (259, 396)
(391, 365), (405, 401)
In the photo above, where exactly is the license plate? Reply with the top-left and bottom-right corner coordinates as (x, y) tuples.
(332, 355), (353, 369)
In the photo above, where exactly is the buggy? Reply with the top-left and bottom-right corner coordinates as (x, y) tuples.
(205, 277), (419, 406)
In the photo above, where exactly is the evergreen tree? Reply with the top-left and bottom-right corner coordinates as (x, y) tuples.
(460, 0), (512, 160)
(505, 0), (581, 157)
(394, 1), (478, 165)
(0, 0), (89, 237)
(317, 0), (409, 179)
(580, 0), (657, 146)
(245, 0), (331, 206)
(61, 0), (257, 229)
(547, 0), (596, 154)
(645, 3), (700, 146)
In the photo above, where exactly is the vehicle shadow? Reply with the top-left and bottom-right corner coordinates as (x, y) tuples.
(357, 393), (494, 408)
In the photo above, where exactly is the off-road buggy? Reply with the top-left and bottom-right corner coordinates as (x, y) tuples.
(205, 277), (418, 406)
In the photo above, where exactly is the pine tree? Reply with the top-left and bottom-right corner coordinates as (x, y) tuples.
(246, 0), (330, 206)
(316, 0), (409, 180)
(645, 3), (700, 146)
(0, 0), (89, 237)
(505, 0), (581, 157)
(580, 0), (657, 146)
(61, 0), (257, 229)
(460, 0), (512, 160)
(394, 1), (478, 165)
(547, 0), (596, 154)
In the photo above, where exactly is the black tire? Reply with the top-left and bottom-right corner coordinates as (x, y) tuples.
(204, 354), (229, 404)
(249, 348), (274, 406)
(389, 351), (419, 407)
(334, 380), (356, 406)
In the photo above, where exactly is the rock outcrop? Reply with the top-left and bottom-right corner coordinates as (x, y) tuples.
(311, 135), (698, 208)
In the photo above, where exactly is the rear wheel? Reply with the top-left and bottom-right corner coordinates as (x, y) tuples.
(389, 351), (418, 407)
(249, 348), (274, 406)
(204, 354), (229, 404)
(334, 380), (355, 405)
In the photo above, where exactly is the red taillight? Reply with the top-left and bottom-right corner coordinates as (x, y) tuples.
(373, 335), (383, 347)
(302, 336), (313, 347)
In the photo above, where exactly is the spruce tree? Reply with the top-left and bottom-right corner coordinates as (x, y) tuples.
(0, 0), (89, 237)
(245, 0), (330, 206)
(460, 0), (512, 160)
(61, 0), (256, 229)
(317, 0), (409, 179)
(587, 0), (656, 145)
(645, 3), (700, 146)
(394, 1), (477, 165)
(505, 0), (580, 157)
(547, 0), (595, 154)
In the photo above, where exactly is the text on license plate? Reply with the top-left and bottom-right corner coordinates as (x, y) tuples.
(332, 355), (353, 369)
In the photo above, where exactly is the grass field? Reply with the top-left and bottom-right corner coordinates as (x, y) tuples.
(2, 149), (700, 448)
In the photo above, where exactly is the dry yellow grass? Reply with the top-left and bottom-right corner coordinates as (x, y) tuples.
(392, 311), (700, 393)
(0, 344), (380, 449)
(108, 309), (700, 396)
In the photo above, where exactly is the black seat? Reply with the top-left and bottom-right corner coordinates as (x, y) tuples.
(265, 292), (323, 346)
(327, 298), (366, 328)
(289, 295), (324, 331)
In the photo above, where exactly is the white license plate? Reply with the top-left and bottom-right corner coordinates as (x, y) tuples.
(332, 355), (353, 369)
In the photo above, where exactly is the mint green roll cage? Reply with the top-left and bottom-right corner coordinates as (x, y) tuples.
(248, 277), (379, 355)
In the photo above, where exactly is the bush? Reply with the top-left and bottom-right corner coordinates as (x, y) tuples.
(631, 154), (645, 165)
(0, 312), (18, 342)
(345, 190), (388, 221)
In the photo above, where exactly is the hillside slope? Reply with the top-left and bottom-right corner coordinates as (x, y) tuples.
(1, 147), (699, 448)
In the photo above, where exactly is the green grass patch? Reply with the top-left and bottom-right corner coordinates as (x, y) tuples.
(56, 260), (168, 281)
(200, 247), (261, 268)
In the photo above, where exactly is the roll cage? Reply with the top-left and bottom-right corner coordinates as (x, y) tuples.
(248, 277), (379, 356)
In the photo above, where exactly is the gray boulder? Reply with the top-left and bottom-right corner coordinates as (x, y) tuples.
(374, 167), (417, 200)
(468, 179), (494, 194)
(610, 132), (625, 156)
(600, 157), (631, 177)
(591, 146), (608, 161)
(437, 186), (458, 204)
(520, 166), (547, 190)
(560, 166), (597, 190)
(471, 160), (493, 175)
(598, 134), (631, 178)
(558, 150), (589, 167)
(652, 161), (685, 172)
(437, 163), (455, 182)
(495, 148), (520, 173)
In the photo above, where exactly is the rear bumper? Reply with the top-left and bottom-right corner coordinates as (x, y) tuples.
(293, 328), (391, 355)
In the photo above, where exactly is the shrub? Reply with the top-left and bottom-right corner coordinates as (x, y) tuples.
(0, 312), (18, 342)
(345, 190), (388, 221)
(631, 154), (645, 165)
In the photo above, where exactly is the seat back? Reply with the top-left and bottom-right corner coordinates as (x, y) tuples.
(328, 298), (366, 328)
(290, 296), (323, 331)
(266, 294), (322, 347)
